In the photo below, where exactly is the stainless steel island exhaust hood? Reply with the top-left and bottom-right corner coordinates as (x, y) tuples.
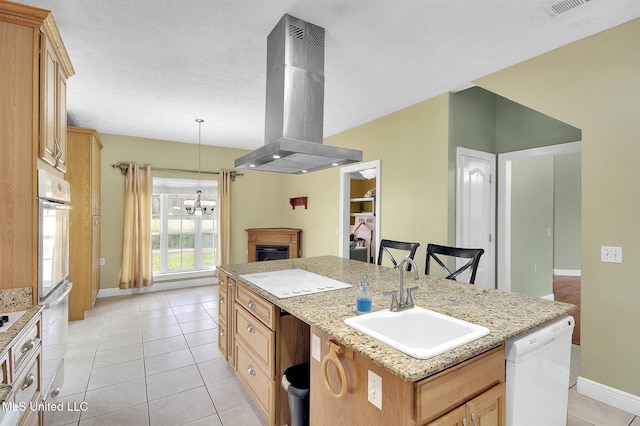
(234, 14), (363, 174)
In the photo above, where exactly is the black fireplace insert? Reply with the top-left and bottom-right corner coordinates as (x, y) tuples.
(256, 245), (290, 261)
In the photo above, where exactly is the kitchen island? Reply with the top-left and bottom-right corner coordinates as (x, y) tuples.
(217, 256), (575, 425)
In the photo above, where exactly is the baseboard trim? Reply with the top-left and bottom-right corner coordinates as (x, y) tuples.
(577, 376), (640, 416)
(553, 269), (581, 277)
(97, 276), (216, 298)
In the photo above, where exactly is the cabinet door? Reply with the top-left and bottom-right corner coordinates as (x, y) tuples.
(55, 65), (68, 172)
(40, 34), (67, 172)
(466, 383), (506, 426)
(40, 34), (57, 168)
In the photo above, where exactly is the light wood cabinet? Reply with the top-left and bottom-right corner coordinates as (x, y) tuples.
(217, 270), (235, 365)
(0, 1), (74, 299)
(228, 282), (309, 426)
(40, 33), (70, 172)
(1, 313), (42, 425)
(66, 127), (102, 321)
(310, 326), (505, 426)
(428, 384), (505, 426)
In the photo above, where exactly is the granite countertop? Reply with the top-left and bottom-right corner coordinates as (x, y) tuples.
(218, 255), (575, 382)
(0, 288), (43, 361)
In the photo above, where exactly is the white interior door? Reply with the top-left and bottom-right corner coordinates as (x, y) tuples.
(456, 148), (496, 288)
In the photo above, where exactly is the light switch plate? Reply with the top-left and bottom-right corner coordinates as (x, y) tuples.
(311, 333), (321, 362)
(601, 246), (622, 263)
(368, 370), (382, 410)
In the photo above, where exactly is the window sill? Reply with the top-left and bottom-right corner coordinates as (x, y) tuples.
(153, 269), (216, 283)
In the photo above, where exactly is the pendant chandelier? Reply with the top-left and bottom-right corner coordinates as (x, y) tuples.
(184, 119), (215, 215)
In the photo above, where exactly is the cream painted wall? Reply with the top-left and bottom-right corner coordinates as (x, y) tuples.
(282, 95), (451, 274)
(99, 133), (284, 290)
(476, 18), (640, 396)
(554, 153), (581, 270)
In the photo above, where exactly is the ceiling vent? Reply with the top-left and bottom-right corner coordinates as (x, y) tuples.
(545, 0), (592, 16)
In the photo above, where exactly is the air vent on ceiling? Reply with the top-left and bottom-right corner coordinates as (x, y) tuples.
(545, 0), (592, 16)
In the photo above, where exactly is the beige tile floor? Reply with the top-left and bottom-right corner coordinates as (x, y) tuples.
(51, 285), (638, 426)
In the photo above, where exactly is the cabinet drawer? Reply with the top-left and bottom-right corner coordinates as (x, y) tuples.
(236, 284), (276, 329)
(13, 352), (39, 411)
(234, 306), (274, 378)
(235, 342), (274, 422)
(10, 320), (40, 379)
(416, 346), (505, 424)
(218, 286), (228, 324)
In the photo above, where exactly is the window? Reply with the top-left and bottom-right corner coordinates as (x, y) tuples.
(152, 177), (217, 276)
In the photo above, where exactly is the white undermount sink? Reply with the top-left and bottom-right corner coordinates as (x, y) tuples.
(344, 306), (490, 359)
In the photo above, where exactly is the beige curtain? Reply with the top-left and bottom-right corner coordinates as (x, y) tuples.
(119, 163), (153, 289)
(217, 169), (232, 266)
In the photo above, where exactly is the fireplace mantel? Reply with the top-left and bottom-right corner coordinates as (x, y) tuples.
(246, 228), (302, 262)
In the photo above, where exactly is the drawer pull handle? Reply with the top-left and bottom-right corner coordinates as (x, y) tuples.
(21, 339), (35, 353)
(219, 329), (225, 337)
(247, 365), (256, 376)
(22, 373), (35, 390)
(220, 297), (225, 304)
(51, 387), (61, 398)
(321, 340), (349, 399)
(219, 280), (224, 285)
(247, 301), (256, 310)
(246, 324), (255, 333)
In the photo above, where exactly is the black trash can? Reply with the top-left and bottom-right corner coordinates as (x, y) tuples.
(281, 363), (310, 426)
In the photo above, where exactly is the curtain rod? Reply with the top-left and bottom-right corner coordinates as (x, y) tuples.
(111, 162), (243, 181)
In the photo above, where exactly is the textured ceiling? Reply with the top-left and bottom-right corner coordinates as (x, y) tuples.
(16, 0), (640, 149)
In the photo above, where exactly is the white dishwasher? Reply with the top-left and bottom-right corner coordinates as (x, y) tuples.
(505, 316), (575, 426)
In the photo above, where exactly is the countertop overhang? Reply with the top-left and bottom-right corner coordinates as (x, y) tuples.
(218, 256), (575, 382)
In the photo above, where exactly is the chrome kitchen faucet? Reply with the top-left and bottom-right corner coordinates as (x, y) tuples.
(384, 257), (419, 312)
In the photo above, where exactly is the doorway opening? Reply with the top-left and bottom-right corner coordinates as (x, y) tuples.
(339, 160), (381, 262)
(497, 141), (582, 296)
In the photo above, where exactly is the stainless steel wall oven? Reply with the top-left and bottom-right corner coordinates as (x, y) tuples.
(37, 169), (73, 402)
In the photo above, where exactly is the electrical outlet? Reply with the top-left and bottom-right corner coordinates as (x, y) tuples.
(311, 334), (321, 362)
(601, 246), (622, 263)
(368, 370), (382, 410)
(99, 258), (105, 266)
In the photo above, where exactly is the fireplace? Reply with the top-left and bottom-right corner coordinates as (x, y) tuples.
(255, 245), (290, 262)
(246, 228), (302, 262)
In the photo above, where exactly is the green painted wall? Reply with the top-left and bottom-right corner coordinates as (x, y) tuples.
(477, 18), (640, 397)
(511, 156), (554, 297)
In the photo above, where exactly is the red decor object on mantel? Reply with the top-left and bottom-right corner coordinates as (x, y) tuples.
(289, 197), (308, 209)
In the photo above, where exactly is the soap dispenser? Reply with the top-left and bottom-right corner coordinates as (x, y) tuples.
(356, 275), (372, 314)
